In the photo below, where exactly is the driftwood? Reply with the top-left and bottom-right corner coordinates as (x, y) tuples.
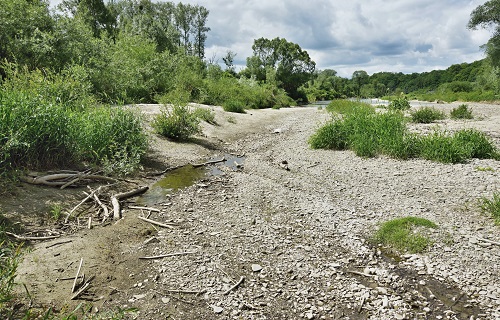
(111, 186), (149, 219)
(137, 216), (176, 229)
(21, 173), (117, 187)
(65, 186), (107, 223)
(129, 206), (160, 212)
(5, 232), (60, 241)
(139, 251), (194, 260)
(191, 158), (226, 168)
(477, 237), (500, 246)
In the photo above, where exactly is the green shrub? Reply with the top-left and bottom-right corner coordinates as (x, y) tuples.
(419, 131), (469, 163)
(388, 96), (410, 111)
(222, 99), (246, 113)
(193, 107), (216, 124)
(325, 100), (373, 114)
(411, 107), (446, 123)
(479, 192), (500, 224)
(374, 217), (437, 253)
(454, 129), (498, 159)
(450, 104), (474, 119)
(152, 105), (201, 140)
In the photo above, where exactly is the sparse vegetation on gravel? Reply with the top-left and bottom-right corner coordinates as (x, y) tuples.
(411, 106), (446, 123)
(450, 104), (474, 119)
(374, 217), (438, 253)
(479, 192), (500, 224)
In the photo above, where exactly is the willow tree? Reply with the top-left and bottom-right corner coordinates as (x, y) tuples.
(468, 0), (500, 66)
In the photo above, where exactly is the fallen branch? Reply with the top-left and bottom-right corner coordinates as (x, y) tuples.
(223, 276), (245, 295)
(139, 251), (195, 260)
(21, 174), (117, 187)
(137, 216), (176, 229)
(345, 270), (375, 278)
(111, 186), (149, 219)
(5, 232), (60, 241)
(45, 240), (73, 249)
(166, 289), (206, 295)
(129, 206), (160, 212)
(60, 171), (92, 189)
(191, 158), (225, 168)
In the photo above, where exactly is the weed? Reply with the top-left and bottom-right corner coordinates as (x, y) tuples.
(49, 203), (63, 221)
(226, 116), (237, 124)
(479, 192), (500, 224)
(192, 107), (216, 124)
(450, 104), (474, 119)
(410, 107), (446, 123)
(475, 166), (495, 172)
(374, 217), (437, 253)
(388, 96), (410, 111)
(419, 131), (469, 163)
(453, 129), (498, 159)
(152, 105), (201, 141)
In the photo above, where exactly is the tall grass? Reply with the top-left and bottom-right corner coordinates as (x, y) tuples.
(450, 104), (474, 119)
(310, 100), (499, 163)
(0, 65), (148, 175)
(410, 107), (446, 123)
(479, 192), (500, 225)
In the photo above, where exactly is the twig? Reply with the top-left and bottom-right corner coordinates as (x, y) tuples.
(139, 251), (195, 260)
(358, 297), (365, 313)
(91, 189), (109, 219)
(88, 216), (92, 229)
(129, 206), (160, 212)
(137, 216), (176, 229)
(5, 232), (60, 241)
(45, 240), (73, 249)
(165, 289), (206, 295)
(191, 158), (226, 168)
(71, 282), (91, 300)
(72, 258), (84, 293)
(477, 237), (500, 246)
(223, 276), (245, 295)
(345, 270), (375, 278)
(66, 187), (101, 223)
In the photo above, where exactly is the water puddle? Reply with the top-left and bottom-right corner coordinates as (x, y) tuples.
(137, 154), (245, 206)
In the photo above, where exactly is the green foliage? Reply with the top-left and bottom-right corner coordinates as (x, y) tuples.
(388, 96), (411, 111)
(192, 107), (216, 124)
(222, 99), (246, 113)
(310, 100), (499, 163)
(0, 241), (20, 317)
(468, 0), (500, 68)
(374, 217), (437, 253)
(49, 203), (64, 221)
(479, 192), (500, 224)
(152, 104), (201, 140)
(325, 100), (373, 114)
(410, 107), (446, 123)
(450, 104), (474, 119)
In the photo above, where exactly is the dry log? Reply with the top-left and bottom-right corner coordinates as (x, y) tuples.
(137, 216), (176, 229)
(139, 251), (194, 260)
(5, 232), (60, 241)
(111, 186), (149, 219)
(191, 158), (226, 168)
(21, 174), (117, 187)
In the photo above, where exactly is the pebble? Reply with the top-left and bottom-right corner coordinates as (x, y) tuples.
(212, 306), (224, 314)
(252, 264), (263, 272)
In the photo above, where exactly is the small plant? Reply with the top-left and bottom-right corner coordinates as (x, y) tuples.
(475, 166), (495, 172)
(374, 217), (437, 253)
(226, 116), (237, 124)
(410, 107), (446, 123)
(388, 96), (410, 111)
(152, 105), (201, 141)
(479, 192), (500, 224)
(450, 104), (473, 119)
(192, 107), (216, 124)
(49, 203), (63, 221)
(0, 242), (20, 317)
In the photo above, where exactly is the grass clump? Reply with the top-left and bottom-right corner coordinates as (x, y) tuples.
(325, 100), (373, 114)
(479, 192), (500, 225)
(152, 105), (201, 141)
(450, 104), (474, 119)
(192, 107), (216, 125)
(374, 217), (437, 253)
(410, 107), (446, 123)
(388, 96), (410, 111)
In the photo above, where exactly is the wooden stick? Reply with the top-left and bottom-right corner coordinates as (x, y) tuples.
(92, 193), (109, 219)
(137, 216), (176, 229)
(71, 282), (90, 300)
(129, 206), (160, 212)
(345, 270), (375, 278)
(45, 240), (72, 249)
(111, 186), (149, 219)
(358, 297), (366, 313)
(72, 258), (84, 293)
(223, 276), (245, 295)
(87, 216), (92, 229)
(5, 232), (60, 241)
(191, 158), (226, 168)
(66, 187), (102, 223)
(166, 289), (206, 295)
(139, 251), (195, 260)
(60, 172), (92, 190)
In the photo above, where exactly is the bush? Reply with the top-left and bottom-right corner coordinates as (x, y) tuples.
(419, 131), (469, 163)
(193, 107), (216, 124)
(388, 96), (410, 111)
(222, 99), (246, 113)
(374, 217), (437, 253)
(450, 104), (474, 119)
(479, 192), (500, 225)
(152, 105), (201, 140)
(411, 107), (446, 123)
(454, 129), (499, 159)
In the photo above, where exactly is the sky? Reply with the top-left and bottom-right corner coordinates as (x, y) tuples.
(50, 0), (494, 78)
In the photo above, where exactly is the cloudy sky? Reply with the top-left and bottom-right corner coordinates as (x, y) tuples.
(178, 0), (492, 77)
(49, 0), (493, 78)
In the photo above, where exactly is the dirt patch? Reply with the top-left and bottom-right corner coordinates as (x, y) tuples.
(5, 102), (500, 319)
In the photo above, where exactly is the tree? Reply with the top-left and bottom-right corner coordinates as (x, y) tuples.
(468, 0), (500, 67)
(192, 5), (210, 59)
(59, 0), (116, 38)
(245, 37), (316, 100)
(352, 70), (368, 97)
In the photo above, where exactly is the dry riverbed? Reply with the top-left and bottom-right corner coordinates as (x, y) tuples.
(3, 101), (500, 319)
